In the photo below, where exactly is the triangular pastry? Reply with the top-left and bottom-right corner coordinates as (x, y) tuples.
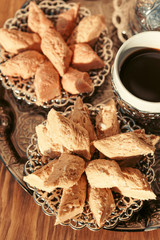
(85, 159), (127, 188)
(114, 167), (156, 200)
(69, 97), (97, 143)
(46, 108), (91, 160)
(93, 130), (158, 160)
(67, 15), (106, 46)
(61, 67), (93, 94)
(23, 160), (58, 192)
(34, 60), (61, 104)
(55, 174), (87, 225)
(36, 123), (69, 157)
(56, 3), (80, 40)
(88, 186), (115, 227)
(70, 43), (105, 72)
(28, 1), (54, 35)
(96, 99), (120, 139)
(44, 153), (85, 190)
(0, 50), (45, 79)
(0, 28), (41, 54)
(41, 28), (72, 76)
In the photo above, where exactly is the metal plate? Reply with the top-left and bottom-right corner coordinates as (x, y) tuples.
(24, 104), (156, 231)
(0, 0), (113, 108)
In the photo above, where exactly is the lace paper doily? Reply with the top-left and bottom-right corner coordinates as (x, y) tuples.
(112, 0), (138, 43)
(24, 104), (155, 231)
(0, 0), (113, 108)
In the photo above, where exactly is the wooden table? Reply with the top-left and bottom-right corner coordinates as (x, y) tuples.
(0, 1), (160, 239)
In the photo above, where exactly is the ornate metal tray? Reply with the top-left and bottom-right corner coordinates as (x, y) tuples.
(0, 0), (113, 108)
(0, 0), (160, 232)
(23, 104), (156, 231)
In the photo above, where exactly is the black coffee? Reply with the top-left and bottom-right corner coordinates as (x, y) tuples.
(119, 48), (160, 102)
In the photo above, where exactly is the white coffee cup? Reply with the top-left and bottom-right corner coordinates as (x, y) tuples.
(112, 31), (160, 117)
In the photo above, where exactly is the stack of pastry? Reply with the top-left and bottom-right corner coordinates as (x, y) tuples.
(23, 97), (159, 227)
(0, 1), (106, 105)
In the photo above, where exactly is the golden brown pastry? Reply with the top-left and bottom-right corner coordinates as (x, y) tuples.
(69, 97), (97, 142)
(23, 160), (58, 192)
(41, 28), (72, 76)
(46, 108), (91, 160)
(70, 43), (105, 72)
(44, 153), (85, 190)
(56, 3), (80, 40)
(0, 45), (15, 63)
(55, 174), (87, 225)
(34, 60), (61, 105)
(61, 67), (93, 94)
(28, 1), (54, 35)
(88, 186), (115, 227)
(114, 167), (156, 200)
(86, 159), (156, 200)
(133, 129), (160, 147)
(0, 50), (45, 79)
(67, 15), (106, 46)
(93, 130), (157, 160)
(96, 99), (120, 139)
(36, 123), (69, 158)
(85, 159), (127, 188)
(69, 97), (97, 155)
(0, 28), (41, 54)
